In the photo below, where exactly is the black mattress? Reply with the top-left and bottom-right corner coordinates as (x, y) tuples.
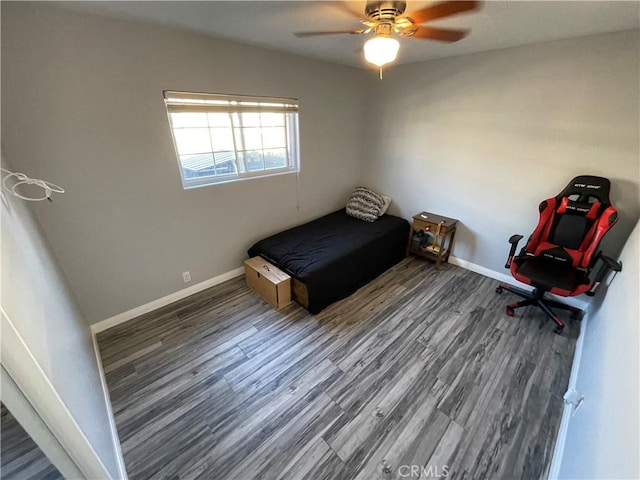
(248, 209), (409, 314)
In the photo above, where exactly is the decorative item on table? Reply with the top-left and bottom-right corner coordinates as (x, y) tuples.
(421, 220), (444, 254)
(413, 229), (433, 251)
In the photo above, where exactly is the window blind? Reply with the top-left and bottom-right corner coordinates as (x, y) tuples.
(164, 91), (299, 114)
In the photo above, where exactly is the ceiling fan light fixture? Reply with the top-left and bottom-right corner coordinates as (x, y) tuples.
(363, 35), (400, 67)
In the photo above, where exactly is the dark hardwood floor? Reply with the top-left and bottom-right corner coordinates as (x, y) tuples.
(1, 403), (63, 480)
(97, 258), (578, 480)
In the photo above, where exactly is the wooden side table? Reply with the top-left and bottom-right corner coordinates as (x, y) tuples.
(406, 211), (459, 268)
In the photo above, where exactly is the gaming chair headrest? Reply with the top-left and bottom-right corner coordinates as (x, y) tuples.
(558, 175), (611, 206)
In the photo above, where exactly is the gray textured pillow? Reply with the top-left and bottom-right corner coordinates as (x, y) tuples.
(346, 187), (385, 222)
(379, 194), (392, 216)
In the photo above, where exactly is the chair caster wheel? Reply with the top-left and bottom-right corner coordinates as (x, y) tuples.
(506, 306), (515, 317)
(554, 326), (564, 335)
(495, 286), (503, 294)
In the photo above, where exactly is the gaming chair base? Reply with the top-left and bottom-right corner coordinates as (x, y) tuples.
(495, 283), (583, 334)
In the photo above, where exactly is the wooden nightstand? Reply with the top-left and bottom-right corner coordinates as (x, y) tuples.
(407, 211), (459, 268)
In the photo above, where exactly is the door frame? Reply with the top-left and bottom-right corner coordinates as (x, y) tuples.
(1, 309), (118, 479)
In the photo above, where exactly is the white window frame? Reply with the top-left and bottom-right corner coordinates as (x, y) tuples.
(163, 90), (300, 189)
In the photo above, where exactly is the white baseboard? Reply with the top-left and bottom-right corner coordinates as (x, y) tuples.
(448, 255), (590, 311)
(91, 333), (128, 479)
(91, 267), (245, 334)
(93, 258), (590, 335)
(449, 255), (515, 283)
(547, 311), (590, 479)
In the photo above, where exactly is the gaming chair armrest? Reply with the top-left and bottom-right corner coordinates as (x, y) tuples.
(505, 234), (524, 269)
(585, 254), (622, 296)
(601, 255), (622, 273)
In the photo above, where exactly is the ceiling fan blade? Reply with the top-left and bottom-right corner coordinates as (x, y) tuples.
(294, 29), (365, 38)
(407, 1), (480, 25)
(411, 27), (469, 42)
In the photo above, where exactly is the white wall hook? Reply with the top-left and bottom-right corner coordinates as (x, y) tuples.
(0, 167), (65, 202)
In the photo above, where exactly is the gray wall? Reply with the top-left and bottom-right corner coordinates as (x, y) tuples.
(1, 2), (367, 323)
(558, 220), (639, 479)
(0, 156), (122, 477)
(2, 5), (638, 325)
(362, 30), (640, 272)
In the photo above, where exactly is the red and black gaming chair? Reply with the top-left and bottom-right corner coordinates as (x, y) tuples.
(496, 175), (622, 334)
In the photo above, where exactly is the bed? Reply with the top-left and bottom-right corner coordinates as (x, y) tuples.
(247, 209), (409, 314)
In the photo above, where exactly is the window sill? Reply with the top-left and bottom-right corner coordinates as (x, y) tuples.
(182, 169), (300, 190)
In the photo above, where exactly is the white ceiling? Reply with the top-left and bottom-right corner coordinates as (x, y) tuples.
(57, 1), (640, 68)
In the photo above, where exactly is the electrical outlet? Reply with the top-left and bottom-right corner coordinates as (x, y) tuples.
(182, 271), (191, 283)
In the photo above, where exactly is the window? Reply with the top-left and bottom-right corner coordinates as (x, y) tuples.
(164, 91), (300, 188)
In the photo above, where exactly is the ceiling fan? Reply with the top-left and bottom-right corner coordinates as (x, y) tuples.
(294, 1), (481, 71)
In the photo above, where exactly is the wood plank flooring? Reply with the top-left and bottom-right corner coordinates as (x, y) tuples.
(1, 403), (63, 480)
(97, 258), (579, 480)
